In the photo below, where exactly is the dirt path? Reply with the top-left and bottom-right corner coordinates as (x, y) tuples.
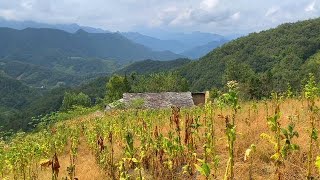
(38, 136), (107, 180)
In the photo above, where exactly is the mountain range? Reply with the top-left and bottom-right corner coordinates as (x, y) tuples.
(0, 18), (109, 33)
(180, 39), (229, 59)
(0, 27), (185, 88)
(2, 17), (320, 132)
(122, 31), (229, 58)
(0, 19), (230, 59)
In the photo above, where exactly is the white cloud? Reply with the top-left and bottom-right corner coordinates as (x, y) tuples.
(0, 9), (19, 20)
(200, 0), (219, 10)
(231, 12), (240, 20)
(265, 7), (280, 17)
(0, 0), (319, 35)
(305, 0), (316, 12)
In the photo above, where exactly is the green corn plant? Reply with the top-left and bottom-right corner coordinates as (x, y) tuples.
(305, 73), (319, 179)
(162, 136), (175, 176)
(261, 94), (299, 180)
(206, 102), (220, 178)
(194, 158), (211, 180)
(220, 81), (240, 125)
(194, 141), (218, 180)
(182, 152), (196, 177)
(261, 93), (282, 179)
(162, 132), (184, 178)
(219, 80), (240, 180)
(117, 159), (130, 180)
(67, 128), (80, 180)
(280, 123), (299, 159)
(191, 116), (202, 141)
(285, 83), (294, 99)
(124, 131), (137, 171)
(132, 150), (145, 180)
(109, 131), (116, 179)
(224, 116), (236, 180)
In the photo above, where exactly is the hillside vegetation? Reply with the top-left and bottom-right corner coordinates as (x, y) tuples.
(116, 58), (191, 75)
(179, 18), (320, 98)
(1, 79), (320, 179)
(0, 74), (39, 130)
(0, 75), (109, 132)
(0, 27), (183, 88)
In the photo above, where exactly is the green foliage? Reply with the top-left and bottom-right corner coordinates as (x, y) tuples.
(179, 18), (320, 98)
(194, 159), (211, 178)
(116, 59), (191, 75)
(218, 81), (240, 180)
(61, 92), (91, 111)
(219, 81), (240, 111)
(261, 98), (299, 179)
(209, 87), (221, 101)
(125, 132), (135, 158)
(304, 73), (319, 179)
(105, 72), (189, 103)
(0, 75), (106, 133)
(105, 75), (131, 103)
(128, 98), (145, 109)
(130, 72), (189, 93)
(280, 124), (299, 159)
(285, 83), (294, 98)
(304, 73), (319, 100)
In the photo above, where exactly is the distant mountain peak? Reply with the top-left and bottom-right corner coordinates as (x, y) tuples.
(75, 29), (88, 34)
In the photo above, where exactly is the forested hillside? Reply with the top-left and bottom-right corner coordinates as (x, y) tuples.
(116, 58), (191, 75)
(0, 74), (109, 132)
(0, 27), (184, 88)
(0, 74), (40, 131)
(179, 18), (320, 98)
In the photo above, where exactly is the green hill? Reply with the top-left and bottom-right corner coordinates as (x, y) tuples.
(179, 18), (320, 98)
(116, 58), (191, 75)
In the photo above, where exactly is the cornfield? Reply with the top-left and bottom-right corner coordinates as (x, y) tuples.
(0, 79), (320, 180)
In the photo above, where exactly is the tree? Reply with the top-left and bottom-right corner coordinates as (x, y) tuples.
(61, 92), (91, 111)
(131, 72), (189, 93)
(105, 75), (131, 103)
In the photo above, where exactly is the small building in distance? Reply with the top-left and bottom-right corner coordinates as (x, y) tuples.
(191, 91), (210, 106)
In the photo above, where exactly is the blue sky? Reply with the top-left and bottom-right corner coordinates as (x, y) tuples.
(0, 0), (319, 35)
